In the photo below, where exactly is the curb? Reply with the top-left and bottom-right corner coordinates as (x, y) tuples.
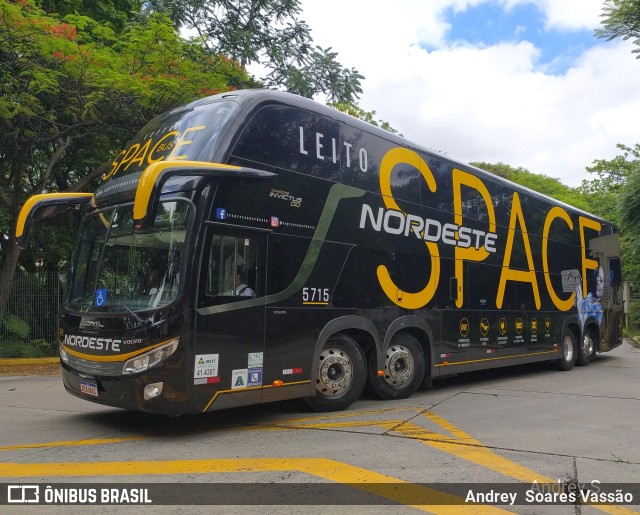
(0, 357), (59, 366)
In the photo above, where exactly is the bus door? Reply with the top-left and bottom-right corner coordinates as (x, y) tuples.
(195, 226), (267, 412)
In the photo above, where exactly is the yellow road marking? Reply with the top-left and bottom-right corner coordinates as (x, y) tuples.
(238, 411), (637, 514)
(0, 436), (145, 451)
(0, 410), (635, 513)
(0, 457), (510, 514)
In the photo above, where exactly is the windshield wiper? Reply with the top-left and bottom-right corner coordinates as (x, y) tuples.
(103, 303), (151, 327)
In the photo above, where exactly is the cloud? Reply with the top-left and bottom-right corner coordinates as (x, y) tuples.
(296, 0), (640, 186)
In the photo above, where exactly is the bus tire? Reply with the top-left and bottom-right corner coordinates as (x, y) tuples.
(368, 333), (425, 400)
(577, 328), (596, 366)
(556, 329), (576, 371)
(305, 333), (366, 412)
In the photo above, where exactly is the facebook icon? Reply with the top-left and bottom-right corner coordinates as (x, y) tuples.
(215, 208), (227, 220)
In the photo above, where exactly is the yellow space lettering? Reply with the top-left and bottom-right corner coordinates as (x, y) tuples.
(496, 192), (541, 309)
(148, 130), (179, 163)
(102, 126), (207, 182)
(542, 207), (575, 311)
(168, 126), (207, 160)
(377, 148), (440, 309)
(125, 139), (152, 171)
(579, 216), (602, 295)
(452, 168), (496, 308)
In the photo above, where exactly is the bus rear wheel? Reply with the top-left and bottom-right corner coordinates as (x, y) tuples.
(305, 333), (366, 412)
(577, 329), (596, 366)
(368, 333), (425, 400)
(556, 329), (576, 371)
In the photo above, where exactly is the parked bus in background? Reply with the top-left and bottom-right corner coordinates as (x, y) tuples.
(16, 90), (623, 415)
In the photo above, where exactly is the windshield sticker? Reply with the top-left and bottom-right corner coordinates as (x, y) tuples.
(94, 288), (107, 307)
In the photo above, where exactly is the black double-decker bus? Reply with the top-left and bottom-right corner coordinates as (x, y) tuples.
(16, 89), (623, 415)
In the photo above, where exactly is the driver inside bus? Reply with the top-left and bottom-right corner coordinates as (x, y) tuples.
(223, 265), (255, 297)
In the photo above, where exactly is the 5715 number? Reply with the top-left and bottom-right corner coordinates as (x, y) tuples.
(302, 287), (330, 303)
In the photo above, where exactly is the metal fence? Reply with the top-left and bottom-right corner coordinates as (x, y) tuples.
(0, 272), (65, 358)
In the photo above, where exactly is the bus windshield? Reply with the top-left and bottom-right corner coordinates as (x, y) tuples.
(68, 200), (190, 312)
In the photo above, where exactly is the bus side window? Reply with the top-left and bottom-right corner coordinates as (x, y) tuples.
(202, 234), (262, 304)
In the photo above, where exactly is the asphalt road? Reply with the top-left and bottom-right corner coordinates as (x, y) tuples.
(1, 340), (639, 514)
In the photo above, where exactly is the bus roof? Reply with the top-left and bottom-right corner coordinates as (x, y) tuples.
(185, 89), (611, 226)
(104, 88), (611, 228)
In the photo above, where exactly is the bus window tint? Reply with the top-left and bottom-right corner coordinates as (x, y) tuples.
(231, 105), (340, 181)
(206, 235), (260, 299)
(266, 234), (309, 296)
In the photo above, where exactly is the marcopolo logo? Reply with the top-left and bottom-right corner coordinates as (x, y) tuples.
(64, 334), (121, 352)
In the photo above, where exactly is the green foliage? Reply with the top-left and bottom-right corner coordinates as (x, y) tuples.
(577, 143), (640, 223)
(596, 0), (640, 58)
(471, 162), (591, 211)
(31, 338), (56, 355)
(0, 0), (252, 265)
(626, 299), (640, 329)
(329, 102), (402, 135)
(39, 0), (142, 32)
(2, 315), (30, 339)
(574, 143), (640, 287)
(146, 0), (364, 102)
(0, 0), (255, 322)
(0, 339), (55, 358)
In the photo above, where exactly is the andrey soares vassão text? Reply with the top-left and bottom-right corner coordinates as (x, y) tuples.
(464, 482), (635, 506)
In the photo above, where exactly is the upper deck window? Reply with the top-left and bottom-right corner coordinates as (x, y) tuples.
(230, 104), (340, 181)
(103, 100), (239, 182)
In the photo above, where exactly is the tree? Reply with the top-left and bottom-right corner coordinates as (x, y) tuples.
(578, 143), (640, 222)
(38, 0), (142, 31)
(579, 144), (640, 287)
(146, 0), (364, 103)
(329, 102), (402, 135)
(596, 0), (640, 58)
(471, 162), (590, 211)
(0, 0), (253, 323)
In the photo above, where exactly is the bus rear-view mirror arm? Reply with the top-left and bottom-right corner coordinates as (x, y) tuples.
(15, 193), (94, 249)
(132, 160), (278, 230)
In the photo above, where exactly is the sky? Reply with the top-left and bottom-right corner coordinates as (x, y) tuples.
(282, 0), (640, 187)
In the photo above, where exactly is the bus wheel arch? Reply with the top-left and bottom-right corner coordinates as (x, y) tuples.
(578, 322), (599, 366)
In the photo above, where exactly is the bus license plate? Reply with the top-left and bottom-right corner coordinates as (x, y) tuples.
(79, 379), (98, 397)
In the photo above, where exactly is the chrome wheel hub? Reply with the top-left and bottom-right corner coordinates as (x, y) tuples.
(317, 348), (353, 397)
(384, 345), (414, 387)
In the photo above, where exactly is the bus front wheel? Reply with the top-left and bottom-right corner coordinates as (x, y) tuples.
(368, 333), (425, 400)
(305, 333), (366, 412)
(556, 329), (577, 371)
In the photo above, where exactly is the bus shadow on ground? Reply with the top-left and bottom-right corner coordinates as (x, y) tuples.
(69, 353), (619, 437)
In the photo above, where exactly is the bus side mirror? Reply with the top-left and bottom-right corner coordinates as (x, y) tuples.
(15, 193), (94, 248)
(132, 160), (277, 230)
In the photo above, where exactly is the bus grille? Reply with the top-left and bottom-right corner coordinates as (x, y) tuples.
(66, 354), (124, 376)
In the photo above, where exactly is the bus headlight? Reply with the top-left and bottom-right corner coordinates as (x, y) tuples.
(60, 346), (69, 364)
(122, 338), (179, 375)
